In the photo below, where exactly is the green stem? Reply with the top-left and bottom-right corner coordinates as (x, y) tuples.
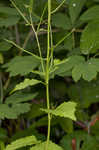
(45, 0), (51, 149)
(54, 28), (75, 49)
(51, 0), (66, 14)
(0, 75), (3, 103)
(29, 13), (45, 73)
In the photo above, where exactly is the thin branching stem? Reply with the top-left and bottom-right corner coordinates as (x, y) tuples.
(45, 0), (51, 149)
(29, 13), (45, 73)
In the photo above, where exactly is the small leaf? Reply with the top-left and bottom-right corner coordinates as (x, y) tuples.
(12, 78), (42, 92)
(30, 141), (63, 150)
(5, 135), (39, 150)
(41, 102), (77, 121)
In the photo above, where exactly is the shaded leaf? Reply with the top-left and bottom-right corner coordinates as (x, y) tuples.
(80, 21), (99, 54)
(80, 5), (99, 22)
(0, 41), (12, 52)
(6, 92), (38, 104)
(52, 13), (72, 30)
(69, 0), (86, 24)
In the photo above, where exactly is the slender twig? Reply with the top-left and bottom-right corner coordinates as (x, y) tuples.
(10, 0), (30, 25)
(51, 0), (66, 14)
(29, 13), (45, 73)
(54, 28), (75, 49)
(5, 39), (44, 60)
(37, 3), (48, 33)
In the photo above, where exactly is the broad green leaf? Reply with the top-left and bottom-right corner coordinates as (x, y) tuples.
(0, 92), (37, 119)
(0, 7), (20, 27)
(0, 103), (31, 119)
(80, 5), (99, 22)
(68, 80), (99, 108)
(12, 78), (42, 92)
(5, 92), (38, 104)
(69, 0), (86, 24)
(0, 41), (12, 52)
(72, 58), (99, 81)
(41, 102), (77, 121)
(30, 141), (63, 150)
(54, 55), (85, 75)
(80, 21), (99, 54)
(5, 135), (39, 150)
(3, 56), (40, 76)
(52, 13), (72, 30)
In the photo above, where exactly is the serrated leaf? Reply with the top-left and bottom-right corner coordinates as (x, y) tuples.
(6, 92), (38, 104)
(52, 13), (72, 30)
(30, 141), (63, 150)
(80, 21), (99, 54)
(69, 0), (86, 24)
(12, 78), (42, 92)
(3, 56), (40, 76)
(80, 5), (99, 22)
(5, 135), (39, 150)
(72, 58), (99, 82)
(41, 102), (77, 121)
(0, 103), (31, 119)
(54, 55), (85, 75)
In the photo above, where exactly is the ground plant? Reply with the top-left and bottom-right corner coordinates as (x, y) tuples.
(0, 0), (99, 150)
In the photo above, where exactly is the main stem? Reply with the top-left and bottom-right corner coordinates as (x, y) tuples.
(46, 0), (51, 150)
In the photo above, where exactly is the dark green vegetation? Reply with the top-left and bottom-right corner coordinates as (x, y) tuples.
(0, 0), (99, 149)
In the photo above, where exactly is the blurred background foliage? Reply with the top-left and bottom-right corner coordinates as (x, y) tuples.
(0, 0), (99, 149)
